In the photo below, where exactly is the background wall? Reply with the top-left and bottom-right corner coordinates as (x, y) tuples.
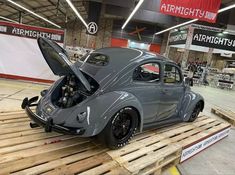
(65, 18), (113, 49)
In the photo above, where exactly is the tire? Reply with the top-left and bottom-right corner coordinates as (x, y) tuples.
(99, 107), (139, 149)
(188, 102), (202, 122)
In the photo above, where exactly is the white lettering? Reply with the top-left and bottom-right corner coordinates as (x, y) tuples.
(194, 9), (200, 16)
(175, 6), (182, 14)
(184, 8), (189, 15)
(218, 38), (224, 45)
(169, 5), (175, 13)
(214, 37), (219, 44)
(199, 10), (205, 18)
(211, 36), (215, 43)
(233, 41), (235, 47)
(201, 35), (206, 42)
(12, 27), (17, 34)
(161, 3), (167, 11)
(206, 36), (212, 42)
(180, 6), (185, 15)
(193, 34), (199, 41)
(189, 8), (195, 16)
(228, 40), (233, 46)
(223, 38), (229, 45)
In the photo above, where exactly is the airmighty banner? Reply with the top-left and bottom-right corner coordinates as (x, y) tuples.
(0, 21), (64, 43)
(0, 21), (64, 82)
(160, 0), (221, 23)
(192, 29), (235, 52)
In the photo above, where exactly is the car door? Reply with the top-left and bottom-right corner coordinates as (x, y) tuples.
(129, 61), (162, 124)
(157, 63), (184, 121)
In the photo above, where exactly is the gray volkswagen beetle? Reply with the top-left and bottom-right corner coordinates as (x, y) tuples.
(22, 37), (204, 149)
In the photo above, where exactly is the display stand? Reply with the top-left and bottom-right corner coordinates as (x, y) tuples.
(0, 111), (230, 174)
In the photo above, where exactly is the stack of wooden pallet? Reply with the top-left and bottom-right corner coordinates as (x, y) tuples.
(211, 107), (235, 126)
(0, 110), (230, 175)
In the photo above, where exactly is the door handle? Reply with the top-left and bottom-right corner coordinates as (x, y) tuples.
(162, 89), (168, 94)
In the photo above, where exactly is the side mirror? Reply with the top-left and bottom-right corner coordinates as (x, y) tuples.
(40, 89), (48, 97)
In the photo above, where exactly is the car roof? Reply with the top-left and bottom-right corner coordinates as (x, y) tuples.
(93, 47), (171, 64)
(77, 47), (175, 85)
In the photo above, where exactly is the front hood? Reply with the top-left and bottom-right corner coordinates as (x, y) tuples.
(37, 37), (91, 91)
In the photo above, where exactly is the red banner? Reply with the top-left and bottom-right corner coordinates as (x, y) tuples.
(160, 0), (221, 23)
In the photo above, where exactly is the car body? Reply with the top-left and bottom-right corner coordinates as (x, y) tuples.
(22, 37), (204, 149)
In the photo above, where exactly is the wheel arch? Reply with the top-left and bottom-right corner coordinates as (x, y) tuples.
(198, 100), (204, 111)
(83, 91), (144, 136)
(180, 91), (204, 121)
(127, 106), (142, 132)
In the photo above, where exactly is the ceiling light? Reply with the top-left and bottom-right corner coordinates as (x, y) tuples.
(65, 0), (88, 29)
(222, 31), (229, 34)
(122, 0), (145, 30)
(154, 3), (235, 36)
(6, 0), (61, 28)
(155, 19), (198, 35)
(218, 4), (235, 13)
(0, 16), (18, 23)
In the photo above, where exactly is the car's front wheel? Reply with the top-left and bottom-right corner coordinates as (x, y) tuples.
(100, 107), (139, 149)
(188, 102), (202, 122)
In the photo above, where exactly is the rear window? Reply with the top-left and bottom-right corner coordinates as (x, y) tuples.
(80, 53), (109, 66)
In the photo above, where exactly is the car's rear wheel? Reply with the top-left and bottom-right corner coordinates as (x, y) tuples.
(100, 107), (138, 149)
(188, 102), (202, 122)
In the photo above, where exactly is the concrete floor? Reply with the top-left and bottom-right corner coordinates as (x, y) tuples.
(0, 79), (234, 175)
(0, 79), (48, 111)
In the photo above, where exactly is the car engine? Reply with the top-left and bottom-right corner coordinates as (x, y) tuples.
(57, 75), (86, 108)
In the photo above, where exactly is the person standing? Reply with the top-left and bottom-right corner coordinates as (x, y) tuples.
(187, 65), (194, 86)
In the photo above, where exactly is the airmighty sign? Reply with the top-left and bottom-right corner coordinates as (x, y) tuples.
(181, 127), (230, 162)
(160, 0), (221, 23)
(0, 21), (64, 43)
(192, 29), (235, 52)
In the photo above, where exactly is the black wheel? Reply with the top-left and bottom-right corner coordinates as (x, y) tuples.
(188, 102), (202, 122)
(100, 107), (139, 149)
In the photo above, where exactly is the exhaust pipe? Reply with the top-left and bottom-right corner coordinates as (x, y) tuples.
(30, 122), (39, 128)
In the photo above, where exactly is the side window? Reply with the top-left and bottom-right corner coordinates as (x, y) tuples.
(133, 63), (160, 83)
(164, 64), (181, 84)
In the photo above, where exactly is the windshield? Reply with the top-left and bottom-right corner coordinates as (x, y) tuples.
(80, 53), (109, 66)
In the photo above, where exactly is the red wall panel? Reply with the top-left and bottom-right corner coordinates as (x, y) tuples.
(111, 38), (128, 47)
(149, 44), (161, 53)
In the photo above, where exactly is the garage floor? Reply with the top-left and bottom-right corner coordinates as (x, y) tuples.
(0, 78), (234, 175)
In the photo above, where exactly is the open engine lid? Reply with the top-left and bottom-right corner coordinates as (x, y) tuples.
(37, 37), (91, 91)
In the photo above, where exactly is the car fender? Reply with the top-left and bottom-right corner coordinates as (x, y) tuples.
(83, 91), (143, 136)
(179, 90), (204, 121)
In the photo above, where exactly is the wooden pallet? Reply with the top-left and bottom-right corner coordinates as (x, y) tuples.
(211, 107), (235, 126)
(0, 111), (230, 175)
